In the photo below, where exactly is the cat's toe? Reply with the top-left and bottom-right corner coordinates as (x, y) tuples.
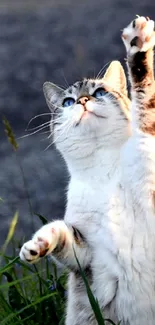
(122, 16), (155, 55)
(19, 240), (40, 263)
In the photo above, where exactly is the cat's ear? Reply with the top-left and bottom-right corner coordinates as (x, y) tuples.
(43, 82), (64, 110)
(103, 61), (127, 96)
(103, 61), (131, 121)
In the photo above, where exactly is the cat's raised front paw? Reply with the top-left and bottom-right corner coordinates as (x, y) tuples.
(122, 16), (155, 55)
(19, 224), (58, 263)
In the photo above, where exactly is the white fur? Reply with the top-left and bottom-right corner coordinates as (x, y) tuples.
(20, 17), (155, 325)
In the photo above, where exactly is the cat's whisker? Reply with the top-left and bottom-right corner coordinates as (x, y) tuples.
(96, 61), (111, 79)
(61, 70), (70, 88)
(18, 124), (51, 140)
(53, 120), (71, 140)
(40, 130), (51, 135)
(26, 121), (51, 132)
(45, 119), (72, 150)
(44, 123), (67, 150)
(53, 115), (64, 122)
(26, 111), (62, 130)
(26, 113), (53, 130)
(27, 114), (64, 133)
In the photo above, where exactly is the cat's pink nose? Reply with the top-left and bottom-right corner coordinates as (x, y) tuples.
(77, 96), (89, 106)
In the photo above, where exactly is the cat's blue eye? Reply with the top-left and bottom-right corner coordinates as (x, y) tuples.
(93, 88), (106, 99)
(63, 97), (75, 107)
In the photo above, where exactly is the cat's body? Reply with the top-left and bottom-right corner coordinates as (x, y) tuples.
(20, 16), (155, 325)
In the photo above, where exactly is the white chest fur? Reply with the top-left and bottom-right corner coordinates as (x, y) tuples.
(65, 136), (155, 323)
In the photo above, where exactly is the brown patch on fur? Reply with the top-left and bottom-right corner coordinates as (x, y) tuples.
(52, 235), (66, 255)
(145, 93), (155, 110)
(40, 248), (49, 257)
(127, 49), (154, 86)
(141, 122), (155, 136)
(139, 93), (155, 135)
(72, 226), (86, 247)
(37, 237), (48, 247)
(145, 35), (151, 42)
(127, 47), (155, 136)
(152, 191), (155, 211)
(130, 36), (143, 49)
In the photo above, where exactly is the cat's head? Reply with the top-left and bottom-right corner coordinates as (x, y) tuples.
(43, 61), (130, 161)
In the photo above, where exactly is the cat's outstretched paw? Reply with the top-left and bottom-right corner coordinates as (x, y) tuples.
(19, 224), (58, 263)
(122, 16), (155, 55)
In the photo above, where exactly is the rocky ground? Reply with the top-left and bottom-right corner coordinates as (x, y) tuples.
(0, 0), (154, 245)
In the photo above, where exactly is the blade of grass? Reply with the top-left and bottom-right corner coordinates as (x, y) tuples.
(0, 257), (19, 274)
(73, 247), (105, 325)
(35, 213), (48, 225)
(1, 212), (19, 256)
(3, 116), (35, 231)
(1, 291), (57, 325)
(0, 275), (33, 289)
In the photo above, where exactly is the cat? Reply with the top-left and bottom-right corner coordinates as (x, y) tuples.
(19, 15), (155, 325)
(19, 59), (130, 325)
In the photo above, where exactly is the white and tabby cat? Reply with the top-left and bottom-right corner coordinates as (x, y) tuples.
(20, 60), (130, 324)
(20, 16), (155, 325)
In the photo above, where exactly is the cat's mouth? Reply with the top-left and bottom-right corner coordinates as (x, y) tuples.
(75, 110), (107, 127)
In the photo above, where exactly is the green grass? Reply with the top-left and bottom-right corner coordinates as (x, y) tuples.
(0, 244), (67, 325)
(0, 241), (120, 325)
(0, 213), (120, 325)
(0, 118), (119, 325)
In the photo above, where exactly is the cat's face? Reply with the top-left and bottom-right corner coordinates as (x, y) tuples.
(43, 61), (130, 160)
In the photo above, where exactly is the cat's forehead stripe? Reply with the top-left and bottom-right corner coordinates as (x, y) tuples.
(67, 79), (104, 96)
(72, 79), (96, 92)
(84, 80), (88, 86)
(68, 88), (73, 94)
(78, 81), (84, 89)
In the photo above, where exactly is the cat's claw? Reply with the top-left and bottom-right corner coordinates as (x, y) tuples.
(122, 16), (155, 55)
(19, 225), (58, 263)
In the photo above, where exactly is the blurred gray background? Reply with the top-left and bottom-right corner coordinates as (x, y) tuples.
(0, 0), (154, 246)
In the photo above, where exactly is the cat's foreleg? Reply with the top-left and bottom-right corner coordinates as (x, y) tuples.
(19, 220), (91, 270)
(122, 16), (155, 134)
